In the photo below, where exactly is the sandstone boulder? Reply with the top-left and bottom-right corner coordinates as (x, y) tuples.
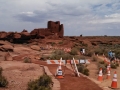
(30, 45), (40, 51)
(5, 52), (13, 61)
(13, 33), (21, 39)
(0, 31), (7, 38)
(0, 41), (11, 45)
(0, 45), (13, 52)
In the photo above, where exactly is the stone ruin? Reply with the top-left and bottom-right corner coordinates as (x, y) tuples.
(31, 21), (64, 39)
(0, 21), (64, 43)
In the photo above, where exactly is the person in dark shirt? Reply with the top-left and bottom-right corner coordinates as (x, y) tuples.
(80, 48), (83, 55)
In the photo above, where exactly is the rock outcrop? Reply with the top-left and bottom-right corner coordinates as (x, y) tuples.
(30, 45), (40, 51)
(0, 45), (13, 52)
(5, 52), (13, 61)
(0, 21), (64, 43)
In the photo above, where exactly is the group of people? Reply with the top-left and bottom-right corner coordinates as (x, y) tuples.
(79, 48), (115, 60)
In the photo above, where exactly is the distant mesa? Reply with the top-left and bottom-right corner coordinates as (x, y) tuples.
(0, 21), (64, 43)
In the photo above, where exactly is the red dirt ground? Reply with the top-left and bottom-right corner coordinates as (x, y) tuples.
(33, 60), (103, 90)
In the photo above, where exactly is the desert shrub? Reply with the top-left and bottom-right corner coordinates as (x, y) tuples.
(62, 54), (73, 60)
(74, 56), (85, 60)
(92, 56), (98, 62)
(24, 57), (31, 63)
(86, 51), (93, 57)
(69, 48), (78, 55)
(111, 63), (117, 69)
(77, 64), (89, 76)
(113, 49), (120, 59)
(98, 64), (107, 75)
(51, 42), (56, 46)
(0, 67), (2, 75)
(50, 53), (73, 60)
(83, 68), (89, 76)
(94, 48), (108, 55)
(53, 50), (65, 55)
(0, 75), (8, 87)
(50, 50), (73, 60)
(116, 63), (119, 67)
(0, 67), (8, 87)
(58, 41), (63, 44)
(99, 61), (105, 64)
(27, 74), (52, 90)
(40, 55), (50, 61)
(81, 43), (88, 47)
(77, 64), (84, 73)
(73, 43), (80, 47)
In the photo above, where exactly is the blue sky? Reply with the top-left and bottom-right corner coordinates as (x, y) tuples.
(0, 0), (120, 36)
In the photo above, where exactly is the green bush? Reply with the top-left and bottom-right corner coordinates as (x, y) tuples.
(24, 57), (31, 63)
(27, 74), (53, 90)
(77, 64), (89, 76)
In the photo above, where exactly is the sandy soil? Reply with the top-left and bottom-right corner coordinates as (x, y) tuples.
(0, 61), (43, 90)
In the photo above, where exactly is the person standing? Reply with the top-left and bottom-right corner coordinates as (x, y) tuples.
(82, 48), (85, 55)
(108, 50), (113, 60)
(80, 48), (83, 55)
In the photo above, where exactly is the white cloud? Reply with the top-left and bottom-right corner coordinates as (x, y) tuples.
(105, 13), (120, 18)
(20, 12), (36, 16)
(89, 13), (120, 24)
(0, 0), (120, 36)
